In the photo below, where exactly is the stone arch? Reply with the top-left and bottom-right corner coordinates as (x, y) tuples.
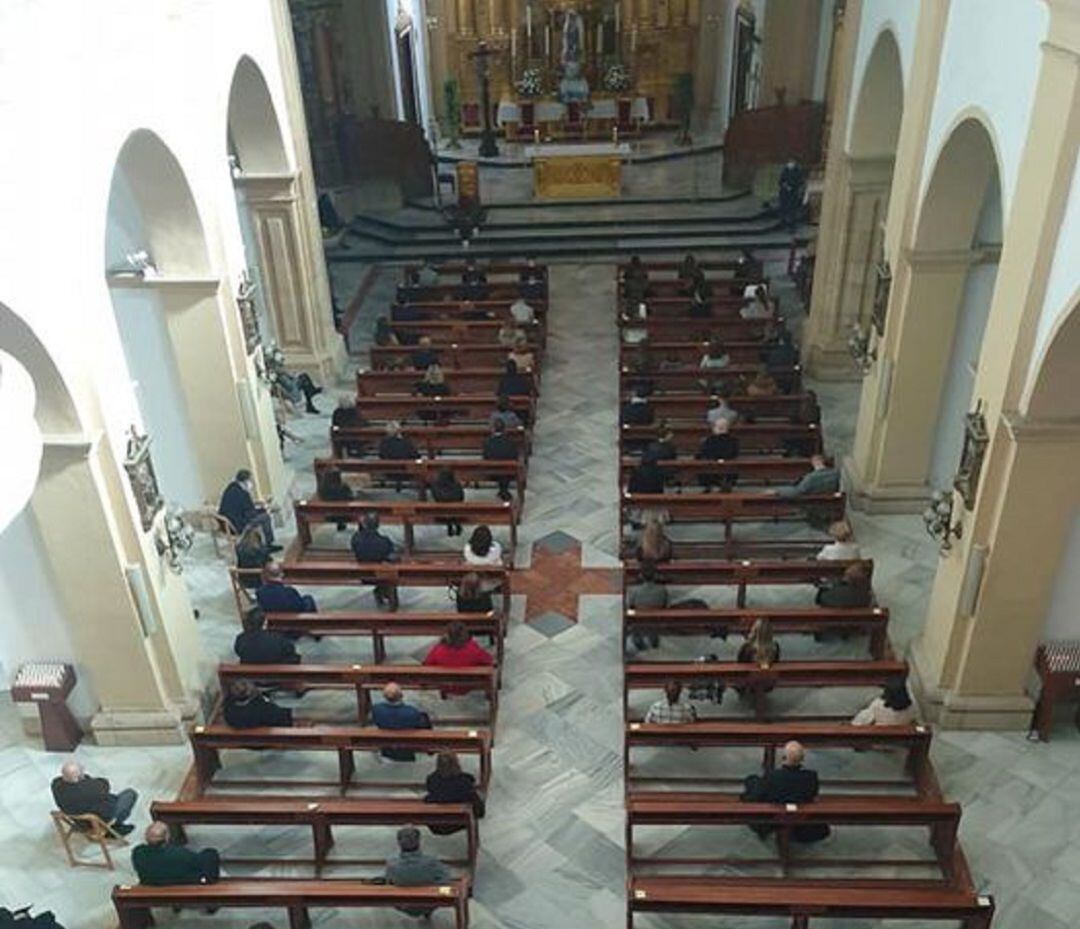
(227, 55), (290, 174)
(848, 28), (904, 159)
(1025, 288), (1080, 421)
(0, 302), (80, 435)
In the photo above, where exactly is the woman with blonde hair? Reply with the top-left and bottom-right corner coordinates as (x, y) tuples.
(636, 514), (673, 563)
(737, 617), (780, 669)
(817, 519), (861, 561)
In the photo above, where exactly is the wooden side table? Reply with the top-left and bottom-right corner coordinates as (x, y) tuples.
(1031, 641), (1080, 741)
(11, 662), (83, 751)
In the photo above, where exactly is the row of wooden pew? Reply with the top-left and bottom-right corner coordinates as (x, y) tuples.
(613, 259), (994, 929)
(114, 258), (553, 929)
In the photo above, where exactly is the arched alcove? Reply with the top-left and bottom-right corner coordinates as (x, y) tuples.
(849, 29), (903, 160)
(227, 55), (290, 175)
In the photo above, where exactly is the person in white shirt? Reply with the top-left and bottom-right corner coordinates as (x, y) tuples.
(816, 519), (861, 561)
(699, 339), (730, 370)
(510, 297), (535, 325)
(740, 284), (773, 320)
(464, 525), (503, 566)
(852, 681), (917, 727)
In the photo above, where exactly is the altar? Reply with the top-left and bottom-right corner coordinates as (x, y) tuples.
(524, 142), (631, 200)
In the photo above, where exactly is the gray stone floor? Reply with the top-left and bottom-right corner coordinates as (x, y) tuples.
(2, 259), (1079, 928)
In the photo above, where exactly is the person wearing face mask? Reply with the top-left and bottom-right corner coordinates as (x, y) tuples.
(219, 469), (280, 551)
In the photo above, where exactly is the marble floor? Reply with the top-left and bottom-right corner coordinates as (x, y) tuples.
(2, 261), (1079, 929)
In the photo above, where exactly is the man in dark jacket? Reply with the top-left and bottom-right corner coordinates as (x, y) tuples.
(482, 420), (519, 502)
(372, 682), (432, 761)
(234, 608), (301, 665)
(132, 821), (220, 885)
(621, 386), (654, 426)
(351, 513), (399, 608)
(496, 360), (531, 398)
(627, 452), (667, 494)
(222, 679), (293, 728)
(742, 741), (829, 842)
(218, 469), (279, 549)
(410, 336), (441, 370)
(696, 418), (740, 491)
(51, 761), (137, 835)
(255, 563), (316, 614)
(378, 422), (420, 460)
(816, 562), (873, 608)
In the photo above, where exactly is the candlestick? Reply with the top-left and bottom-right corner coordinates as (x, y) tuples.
(597, 22), (603, 56)
(615, 4), (620, 36)
(534, 127), (540, 144)
(511, 28), (517, 67)
(631, 25), (637, 55)
(613, 125), (619, 144)
(545, 25), (550, 57)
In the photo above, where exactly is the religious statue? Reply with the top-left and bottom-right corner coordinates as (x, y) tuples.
(558, 7), (590, 104)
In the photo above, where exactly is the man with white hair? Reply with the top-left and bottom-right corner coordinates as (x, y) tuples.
(741, 740), (829, 843)
(132, 820), (220, 886)
(51, 760), (137, 835)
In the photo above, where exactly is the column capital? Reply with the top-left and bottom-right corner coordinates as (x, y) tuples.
(1044, 0), (1080, 58)
(234, 172), (300, 203)
(1002, 410), (1080, 443)
(899, 244), (1001, 270)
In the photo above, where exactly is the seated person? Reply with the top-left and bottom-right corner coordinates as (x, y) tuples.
(624, 255), (648, 290)
(699, 339), (730, 370)
(424, 622), (494, 695)
(736, 617), (780, 669)
(852, 679), (917, 727)
(762, 327), (798, 375)
(256, 562), (316, 614)
(464, 525), (503, 566)
(816, 562), (873, 608)
(318, 466), (354, 501)
(417, 261), (440, 287)
(429, 468), (465, 537)
(222, 679), (293, 729)
(489, 394), (522, 431)
(696, 418), (740, 492)
(132, 821), (220, 885)
(740, 284), (773, 319)
(644, 681), (697, 724)
(817, 519), (860, 561)
(51, 761), (137, 836)
(621, 386), (654, 426)
(372, 682), (432, 761)
(627, 450), (667, 494)
(378, 421), (420, 460)
(415, 363), (451, 397)
(374, 315), (400, 347)
(773, 454), (840, 497)
(390, 303), (422, 346)
(688, 284), (712, 319)
(646, 427), (677, 463)
(385, 826), (452, 916)
(677, 253), (699, 282)
(498, 358), (532, 396)
(746, 367), (779, 397)
(219, 469), (279, 549)
(455, 571), (495, 614)
(508, 336), (536, 374)
(705, 396), (740, 428)
(234, 607), (300, 665)
(351, 513), (399, 609)
(332, 399), (366, 457)
(425, 751), (485, 827)
(497, 320), (520, 348)
(234, 522), (272, 590)
(483, 420), (519, 501)
(627, 561), (667, 650)
(410, 336), (441, 371)
(741, 741), (829, 842)
(635, 515), (673, 564)
(519, 255), (545, 284)
(510, 295), (535, 325)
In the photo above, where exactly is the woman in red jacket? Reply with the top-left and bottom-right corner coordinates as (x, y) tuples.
(424, 621), (494, 695)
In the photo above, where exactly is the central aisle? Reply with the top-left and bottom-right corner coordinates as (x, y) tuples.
(473, 263), (627, 927)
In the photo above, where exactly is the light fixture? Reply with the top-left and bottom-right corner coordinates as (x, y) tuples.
(847, 323), (876, 373)
(923, 490), (963, 553)
(155, 506), (196, 573)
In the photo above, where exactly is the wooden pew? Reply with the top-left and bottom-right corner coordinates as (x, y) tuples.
(190, 724), (493, 794)
(618, 393), (812, 422)
(372, 343), (543, 371)
(312, 456), (527, 509)
(621, 422), (821, 456)
(626, 878), (993, 929)
(618, 316), (778, 341)
(623, 606), (890, 660)
(404, 260), (549, 279)
(390, 318), (546, 347)
(620, 455), (815, 488)
(626, 794), (962, 875)
(620, 492), (846, 548)
(114, 879), (472, 929)
(621, 368), (816, 401)
(622, 720), (935, 796)
(624, 658), (909, 721)
(617, 258), (746, 275)
(620, 340), (779, 366)
(264, 610), (505, 669)
(356, 393), (536, 425)
(291, 499), (519, 557)
(357, 368), (537, 396)
(332, 424), (531, 460)
(217, 663), (499, 730)
(149, 796), (478, 877)
(397, 282), (538, 303)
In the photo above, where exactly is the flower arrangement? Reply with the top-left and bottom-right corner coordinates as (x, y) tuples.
(516, 67), (544, 98)
(603, 62), (631, 93)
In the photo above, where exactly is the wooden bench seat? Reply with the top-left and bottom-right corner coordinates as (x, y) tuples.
(620, 341), (781, 367)
(113, 877), (471, 929)
(372, 343), (543, 371)
(404, 259), (549, 278)
(191, 724), (492, 793)
(264, 610), (505, 667)
(626, 794), (962, 875)
(149, 796), (478, 877)
(623, 721), (935, 796)
(626, 877), (993, 928)
(623, 606), (890, 659)
(358, 368), (538, 396)
(620, 455), (815, 486)
(217, 663), (499, 730)
(621, 368), (815, 401)
(390, 318), (545, 346)
(622, 422), (820, 456)
(332, 423), (531, 459)
(401, 282), (537, 302)
(618, 316), (778, 341)
(356, 393), (536, 425)
(618, 393), (811, 422)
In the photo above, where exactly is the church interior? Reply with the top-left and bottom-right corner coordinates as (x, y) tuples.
(1, 1), (1079, 927)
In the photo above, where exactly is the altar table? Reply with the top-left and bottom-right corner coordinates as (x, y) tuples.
(523, 142), (631, 200)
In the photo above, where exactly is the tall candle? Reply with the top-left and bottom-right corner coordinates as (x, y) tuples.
(631, 24), (637, 55)
(597, 22), (603, 55)
(545, 25), (550, 57)
(511, 28), (517, 65)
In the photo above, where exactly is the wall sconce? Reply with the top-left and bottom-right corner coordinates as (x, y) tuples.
(847, 323), (876, 373)
(923, 490), (963, 553)
(872, 260), (891, 336)
(236, 270), (262, 355)
(155, 506), (196, 573)
(953, 400), (989, 510)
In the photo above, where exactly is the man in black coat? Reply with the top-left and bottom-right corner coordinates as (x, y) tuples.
(482, 420), (519, 502)
(696, 418), (740, 491)
(627, 451), (667, 494)
(621, 386), (654, 426)
(351, 513), (399, 608)
(496, 360), (531, 398)
(742, 741), (829, 842)
(234, 608), (301, 664)
(51, 761), (137, 835)
(222, 680), (293, 728)
(218, 469), (279, 549)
